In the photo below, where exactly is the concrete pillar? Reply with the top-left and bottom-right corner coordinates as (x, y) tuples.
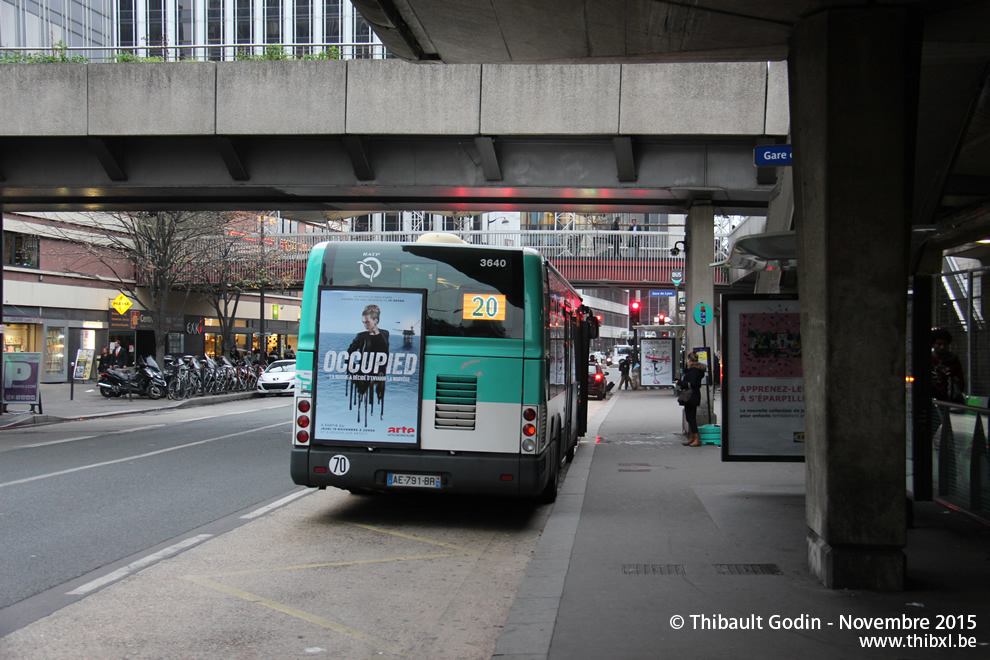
(790, 7), (920, 590)
(685, 201), (715, 423)
(684, 201), (715, 355)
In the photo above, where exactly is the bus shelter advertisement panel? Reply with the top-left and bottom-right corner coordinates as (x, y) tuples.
(722, 295), (805, 461)
(640, 338), (675, 387)
(313, 288), (426, 447)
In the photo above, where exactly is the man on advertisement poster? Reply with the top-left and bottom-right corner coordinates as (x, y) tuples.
(315, 289), (425, 445)
(346, 304), (390, 424)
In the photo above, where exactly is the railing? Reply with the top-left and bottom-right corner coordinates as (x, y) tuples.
(930, 399), (990, 524)
(218, 229), (728, 287)
(0, 41), (387, 64)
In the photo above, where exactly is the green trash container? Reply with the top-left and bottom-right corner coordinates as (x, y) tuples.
(699, 424), (721, 446)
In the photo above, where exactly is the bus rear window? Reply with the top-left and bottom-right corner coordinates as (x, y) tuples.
(323, 243), (525, 339)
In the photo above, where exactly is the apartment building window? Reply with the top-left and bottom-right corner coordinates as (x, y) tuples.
(353, 8), (373, 58)
(324, 0), (341, 41)
(3, 232), (40, 269)
(296, 0), (312, 54)
(266, 0), (282, 43)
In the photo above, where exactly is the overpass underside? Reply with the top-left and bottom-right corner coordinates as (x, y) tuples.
(0, 134), (775, 216)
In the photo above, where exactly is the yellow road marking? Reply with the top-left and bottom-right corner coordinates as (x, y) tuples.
(182, 523), (476, 652)
(184, 575), (404, 655)
(202, 553), (462, 577)
(346, 523), (474, 552)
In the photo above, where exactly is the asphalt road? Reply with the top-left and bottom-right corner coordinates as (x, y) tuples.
(0, 382), (616, 657)
(0, 398), (296, 611)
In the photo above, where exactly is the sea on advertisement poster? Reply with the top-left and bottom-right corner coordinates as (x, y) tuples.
(313, 288), (425, 445)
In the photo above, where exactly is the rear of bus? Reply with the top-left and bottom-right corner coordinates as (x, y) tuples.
(290, 240), (554, 497)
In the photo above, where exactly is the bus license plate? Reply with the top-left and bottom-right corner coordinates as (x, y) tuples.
(387, 473), (441, 488)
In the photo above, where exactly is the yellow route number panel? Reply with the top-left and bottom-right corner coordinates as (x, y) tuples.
(462, 293), (507, 321)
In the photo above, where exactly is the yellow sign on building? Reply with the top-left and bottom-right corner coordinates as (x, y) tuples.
(111, 293), (133, 315)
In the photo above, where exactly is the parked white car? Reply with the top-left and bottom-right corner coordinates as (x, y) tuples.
(257, 360), (297, 396)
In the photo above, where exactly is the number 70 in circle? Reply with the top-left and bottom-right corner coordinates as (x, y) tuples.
(462, 294), (506, 321)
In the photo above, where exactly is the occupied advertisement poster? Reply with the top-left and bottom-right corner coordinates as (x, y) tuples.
(313, 287), (426, 446)
(722, 295), (805, 461)
(2, 352), (42, 405)
(639, 338), (675, 387)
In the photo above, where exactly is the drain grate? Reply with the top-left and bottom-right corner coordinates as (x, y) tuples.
(713, 563), (781, 575)
(618, 468), (652, 472)
(622, 564), (685, 575)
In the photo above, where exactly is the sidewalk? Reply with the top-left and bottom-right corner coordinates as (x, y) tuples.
(2, 386), (988, 658)
(495, 388), (990, 659)
(0, 380), (257, 430)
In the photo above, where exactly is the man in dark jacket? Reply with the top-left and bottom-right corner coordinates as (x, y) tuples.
(112, 341), (127, 368)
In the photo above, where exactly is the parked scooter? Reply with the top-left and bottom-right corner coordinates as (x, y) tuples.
(98, 355), (168, 399)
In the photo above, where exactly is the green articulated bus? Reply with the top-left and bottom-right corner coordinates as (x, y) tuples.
(290, 234), (599, 502)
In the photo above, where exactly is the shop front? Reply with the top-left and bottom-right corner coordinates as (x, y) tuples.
(4, 315), (108, 383)
(108, 309), (185, 366)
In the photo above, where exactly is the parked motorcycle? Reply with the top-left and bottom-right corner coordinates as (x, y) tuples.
(98, 355), (167, 399)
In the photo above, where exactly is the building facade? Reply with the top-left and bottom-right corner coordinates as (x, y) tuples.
(1, 0), (384, 61)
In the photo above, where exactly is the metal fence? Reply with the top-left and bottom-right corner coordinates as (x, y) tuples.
(225, 229), (728, 288)
(0, 42), (386, 63)
(929, 264), (990, 522)
(931, 401), (990, 524)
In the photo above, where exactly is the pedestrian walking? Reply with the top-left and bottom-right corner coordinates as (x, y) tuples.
(678, 351), (707, 446)
(627, 218), (640, 259)
(931, 328), (966, 441)
(618, 356), (632, 390)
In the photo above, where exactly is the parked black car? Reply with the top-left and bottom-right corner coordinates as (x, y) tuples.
(588, 363), (611, 400)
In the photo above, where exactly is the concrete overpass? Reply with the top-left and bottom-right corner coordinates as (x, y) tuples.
(0, 59), (787, 215)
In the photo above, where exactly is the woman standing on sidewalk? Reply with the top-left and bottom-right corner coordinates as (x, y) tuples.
(97, 346), (112, 374)
(678, 352), (707, 446)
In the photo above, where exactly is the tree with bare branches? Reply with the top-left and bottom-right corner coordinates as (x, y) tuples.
(186, 214), (294, 360)
(64, 211), (233, 366)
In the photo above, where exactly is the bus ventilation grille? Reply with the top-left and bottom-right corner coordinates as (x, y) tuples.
(434, 375), (478, 430)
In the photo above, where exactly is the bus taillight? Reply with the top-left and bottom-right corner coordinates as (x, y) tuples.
(523, 407), (537, 421)
(297, 399), (311, 413)
(296, 430), (310, 443)
(523, 424), (536, 436)
(297, 414), (310, 428)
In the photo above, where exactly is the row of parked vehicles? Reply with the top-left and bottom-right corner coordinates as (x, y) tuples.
(97, 355), (297, 400)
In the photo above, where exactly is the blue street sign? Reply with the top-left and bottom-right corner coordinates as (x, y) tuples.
(754, 145), (792, 166)
(650, 290), (675, 297)
(693, 302), (713, 326)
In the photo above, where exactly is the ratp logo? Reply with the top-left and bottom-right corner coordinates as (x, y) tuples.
(357, 257), (382, 283)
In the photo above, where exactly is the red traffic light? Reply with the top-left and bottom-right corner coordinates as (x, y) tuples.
(630, 301), (641, 311)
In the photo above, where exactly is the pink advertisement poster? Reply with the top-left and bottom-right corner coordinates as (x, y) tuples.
(723, 296), (805, 461)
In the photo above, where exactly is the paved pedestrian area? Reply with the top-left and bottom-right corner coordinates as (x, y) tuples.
(2, 384), (989, 658)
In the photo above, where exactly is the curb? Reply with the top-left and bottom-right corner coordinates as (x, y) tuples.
(0, 391), (260, 431)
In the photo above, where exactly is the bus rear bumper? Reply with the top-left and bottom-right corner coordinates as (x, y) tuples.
(291, 446), (550, 497)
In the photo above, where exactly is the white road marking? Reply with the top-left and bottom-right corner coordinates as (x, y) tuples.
(240, 490), (311, 519)
(19, 435), (97, 448)
(0, 421), (289, 489)
(67, 534), (213, 596)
